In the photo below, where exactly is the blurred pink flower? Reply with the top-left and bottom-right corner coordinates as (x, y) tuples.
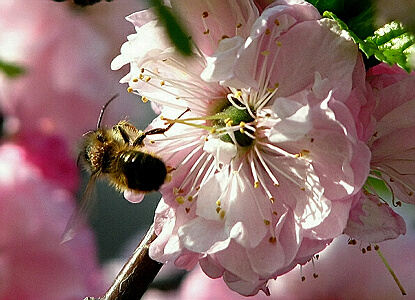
(0, 0), (144, 146)
(0, 143), (104, 300)
(112, 0), (375, 295)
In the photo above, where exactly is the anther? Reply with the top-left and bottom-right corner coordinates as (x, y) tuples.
(176, 196), (185, 204)
(185, 207), (190, 213)
(132, 78), (138, 82)
(269, 236), (277, 244)
(127, 87), (133, 93)
(202, 11), (209, 18)
(274, 19), (280, 26)
(264, 219), (271, 226)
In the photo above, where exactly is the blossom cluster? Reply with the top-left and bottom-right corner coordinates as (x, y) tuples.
(112, 0), (415, 296)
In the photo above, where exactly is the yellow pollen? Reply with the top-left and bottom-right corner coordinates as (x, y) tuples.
(127, 87), (133, 93)
(144, 76), (151, 82)
(202, 11), (209, 18)
(236, 23), (242, 28)
(142, 96), (148, 103)
(211, 128), (216, 133)
(132, 78), (138, 82)
(139, 74), (144, 79)
(166, 166), (175, 173)
(160, 80), (165, 86)
(274, 19), (280, 26)
(274, 82), (279, 88)
(265, 28), (271, 35)
(276, 41), (282, 47)
(239, 121), (246, 127)
(269, 236), (277, 244)
(149, 140), (155, 144)
(226, 120), (233, 126)
(254, 181), (260, 188)
(234, 91), (242, 98)
(264, 219), (271, 226)
(216, 200), (221, 206)
(270, 198), (275, 203)
(216, 207), (221, 213)
(185, 207), (190, 213)
(188, 196), (194, 202)
(140, 68), (145, 73)
(176, 196), (185, 204)
(267, 88), (275, 93)
(203, 29), (210, 34)
(261, 50), (270, 56)
(219, 210), (226, 219)
(240, 128), (245, 134)
(165, 173), (172, 183)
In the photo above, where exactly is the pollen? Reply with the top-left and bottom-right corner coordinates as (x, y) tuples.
(188, 196), (194, 202)
(274, 19), (280, 26)
(132, 78), (138, 82)
(270, 198), (275, 203)
(160, 80), (165, 86)
(265, 28), (271, 35)
(216, 200), (221, 206)
(269, 236), (277, 244)
(276, 41), (282, 47)
(261, 50), (270, 56)
(236, 23), (242, 28)
(127, 87), (133, 93)
(165, 173), (172, 182)
(176, 196), (185, 204)
(219, 209), (226, 219)
(272, 211), (278, 215)
(203, 29), (210, 34)
(139, 74), (144, 80)
(216, 207), (221, 213)
(144, 76), (151, 82)
(140, 68), (145, 73)
(264, 219), (271, 226)
(234, 91), (242, 98)
(202, 11), (209, 18)
(254, 181), (260, 188)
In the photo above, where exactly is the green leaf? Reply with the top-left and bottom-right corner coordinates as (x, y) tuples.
(308, 0), (376, 40)
(324, 12), (415, 72)
(0, 60), (25, 78)
(148, 0), (192, 56)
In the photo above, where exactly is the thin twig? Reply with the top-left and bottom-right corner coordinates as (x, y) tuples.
(85, 223), (163, 300)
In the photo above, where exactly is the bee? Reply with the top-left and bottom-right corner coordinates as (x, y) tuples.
(62, 94), (188, 242)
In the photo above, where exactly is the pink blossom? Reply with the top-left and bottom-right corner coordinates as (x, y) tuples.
(174, 220), (415, 299)
(366, 63), (415, 205)
(113, 0), (373, 295)
(0, 143), (104, 300)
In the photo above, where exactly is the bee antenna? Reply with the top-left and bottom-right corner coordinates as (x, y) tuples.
(97, 93), (119, 129)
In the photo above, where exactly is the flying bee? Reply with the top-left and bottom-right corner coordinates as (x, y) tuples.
(62, 94), (188, 242)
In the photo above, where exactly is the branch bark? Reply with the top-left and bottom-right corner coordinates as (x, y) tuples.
(85, 223), (163, 300)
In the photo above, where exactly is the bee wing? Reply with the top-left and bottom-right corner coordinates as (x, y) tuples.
(61, 175), (98, 243)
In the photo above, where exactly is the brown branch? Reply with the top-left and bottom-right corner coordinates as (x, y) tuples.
(85, 223), (163, 300)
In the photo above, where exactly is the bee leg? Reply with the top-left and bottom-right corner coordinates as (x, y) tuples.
(116, 125), (132, 144)
(133, 108), (190, 146)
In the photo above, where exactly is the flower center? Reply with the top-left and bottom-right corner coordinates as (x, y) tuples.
(213, 103), (255, 147)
